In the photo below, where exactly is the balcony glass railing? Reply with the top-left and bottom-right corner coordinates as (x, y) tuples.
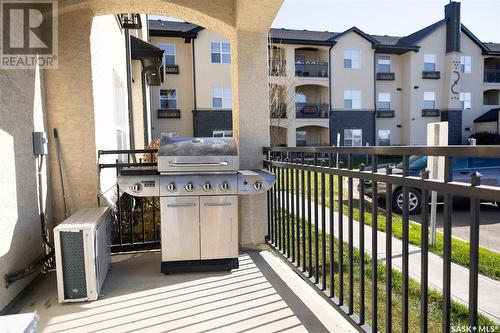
(295, 62), (328, 77)
(484, 69), (500, 83)
(295, 103), (329, 118)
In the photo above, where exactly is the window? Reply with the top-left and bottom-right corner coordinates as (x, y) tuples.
(295, 93), (306, 103)
(211, 42), (231, 64)
(212, 87), (232, 108)
(460, 55), (472, 74)
(213, 130), (233, 137)
(160, 89), (177, 109)
(423, 91), (436, 109)
(424, 54), (436, 71)
(343, 49), (360, 69)
(344, 90), (361, 109)
(158, 43), (176, 65)
(377, 93), (391, 110)
(377, 56), (391, 73)
(378, 129), (391, 146)
(344, 129), (362, 146)
(460, 92), (471, 110)
(113, 72), (128, 161)
(296, 131), (307, 146)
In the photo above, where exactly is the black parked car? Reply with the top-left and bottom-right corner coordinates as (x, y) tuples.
(363, 156), (500, 214)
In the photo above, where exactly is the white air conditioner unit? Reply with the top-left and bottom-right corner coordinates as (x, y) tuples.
(54, 207), (112, 303)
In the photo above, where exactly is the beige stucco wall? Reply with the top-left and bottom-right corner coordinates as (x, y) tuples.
(375, 53), (404, 145)
(406, 25), (447, 145)
(132, 60), (146, 148)
(150, 35), (195, 139)
(194, 29), (232, 109)
(0, 64), (50, 309)
(90, 15), (130, 198)
(460, 32), (489, 140)
(331, 32), (375, 110)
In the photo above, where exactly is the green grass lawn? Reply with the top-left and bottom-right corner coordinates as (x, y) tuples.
(274, 168), (500, 281)
(269, 211), (498, 331)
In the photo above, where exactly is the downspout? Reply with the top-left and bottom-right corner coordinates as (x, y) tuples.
(125, 28), (135, 149)
(141, 69), (148, 146)
(373, 50), (377, 146)
(192, 38), (197, 109)
(192, 38), (197, 136)
(328, 41), (334, 145)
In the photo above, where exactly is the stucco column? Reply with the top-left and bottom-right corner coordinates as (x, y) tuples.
(231, 30), (270, 249)
(44, 7), (97, 224)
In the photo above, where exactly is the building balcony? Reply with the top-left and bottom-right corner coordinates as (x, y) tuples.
(422, 71), (440, 79)
(269, 59), (286, 76)
(295, 63), (328, 78)
(484, 69), (500, 83)
(376, 72), (395, 80)
(157, 108), (181, 118)
(376, 110), (395, 118)
(165, 64), (179, 74)
(421, 108), (440, 117)
(295, 103), (329, 119)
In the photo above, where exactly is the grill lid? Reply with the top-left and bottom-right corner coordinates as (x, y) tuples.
(159, 136), (238, 156)
(158, 136), (239, 173)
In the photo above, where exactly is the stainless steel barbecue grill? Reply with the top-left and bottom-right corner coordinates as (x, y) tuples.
(117, 136), (275, 273)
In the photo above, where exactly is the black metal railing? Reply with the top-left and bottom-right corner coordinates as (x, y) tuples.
(158, 109), (181, 118)
(422, 71), (441, 79)
(264, 145), (500, 333)
(484, 69), (500, 83)
(98, 149), (160, 253)
(295, 62), (328, 77)
(376, 110), (395, 118)
(165, 64), (179, 74)
(421, 109), (440, 117)
(296, 103), (329, 118)
(376, 72), (395, 80)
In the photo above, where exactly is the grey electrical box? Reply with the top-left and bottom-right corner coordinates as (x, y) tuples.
(33, 132), (48, 155)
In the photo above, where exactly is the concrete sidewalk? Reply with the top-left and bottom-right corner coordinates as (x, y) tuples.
(279, 193), (500, 322)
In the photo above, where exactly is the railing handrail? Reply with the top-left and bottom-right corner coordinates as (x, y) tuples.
(263, 145), (500, 158)
(99, 149), (157, 155)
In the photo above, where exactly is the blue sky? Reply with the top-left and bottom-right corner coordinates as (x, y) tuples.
(271, 0), (500, 42)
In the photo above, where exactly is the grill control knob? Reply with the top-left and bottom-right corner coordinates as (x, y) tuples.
(203, 182), (213, 192)
(167, 183), (177, 192)
(185, 182), (195, 192)
(220, 181), (231, 191)
(254, 181), (263, 191)
(131, 183), (143, 193)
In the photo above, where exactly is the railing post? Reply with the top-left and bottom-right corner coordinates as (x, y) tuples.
(337, 160), (344, 305)
(385, 165), (393, 333)
(347, 154), (354, 315)
(420, 169), (430, 333)
(442, 156), (453, 333)
(401, 155), (410, 332)
(359, 163), (366, 325)
(371, 154), (378, 332)
(468, 172), (482, 329)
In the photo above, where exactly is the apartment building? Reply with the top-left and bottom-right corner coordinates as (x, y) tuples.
(149, 2), (500, 146)
(149, 21), (233, 139)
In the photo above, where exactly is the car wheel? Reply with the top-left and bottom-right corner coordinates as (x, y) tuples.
(393, 188), (422, 215)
